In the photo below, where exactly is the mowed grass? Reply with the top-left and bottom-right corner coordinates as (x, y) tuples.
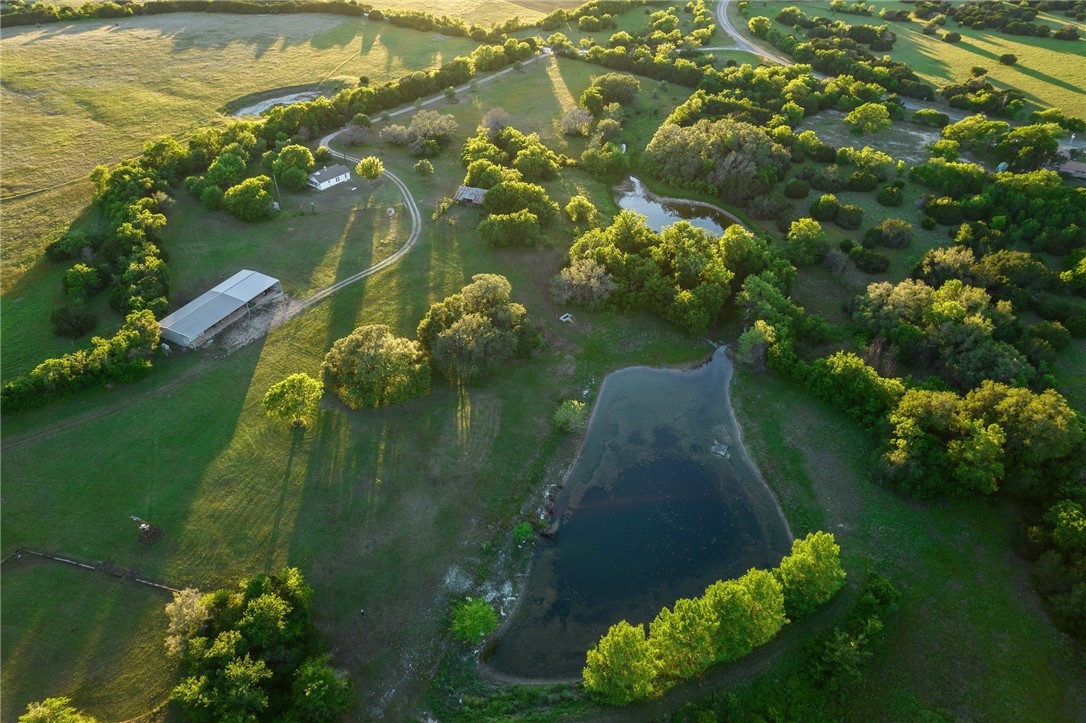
(732, 369), (1085, 721)
(0, 59), (705, 719)
(754, 2), (1086, 117)
(0, 13), (479, 279)
(0, 560), (179, 721)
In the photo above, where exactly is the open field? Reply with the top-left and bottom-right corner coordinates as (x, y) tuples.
(0, 559), (179, 721)
(754, 1), (1086, 118)
(0, 12), (479, 279)
(732, 369), (1086, 721)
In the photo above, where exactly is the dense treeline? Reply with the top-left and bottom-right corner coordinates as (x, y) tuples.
(1, 311), (160, 411)
(583, 532), (846, 706)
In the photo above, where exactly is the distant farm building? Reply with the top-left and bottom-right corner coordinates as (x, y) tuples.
(308, 164), (352, 191)
(159, 269), (282, 348)
(1059, 160), (1086, 181)
(454, 185), (487, 206)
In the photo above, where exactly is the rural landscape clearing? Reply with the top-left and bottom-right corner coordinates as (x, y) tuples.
(2, 0), (1085, 721)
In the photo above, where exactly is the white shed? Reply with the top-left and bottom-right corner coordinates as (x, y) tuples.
(159, 270), (282, 348)
(307, 164), (352, 191)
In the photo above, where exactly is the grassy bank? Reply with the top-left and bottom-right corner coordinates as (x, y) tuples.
(732, 369), (1085, 720)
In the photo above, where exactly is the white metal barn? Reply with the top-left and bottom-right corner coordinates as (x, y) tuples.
(159, 269), (282, 348)
(307, 164), (352, 191)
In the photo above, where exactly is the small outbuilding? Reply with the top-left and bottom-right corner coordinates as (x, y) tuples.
(308, 164), (352, 191)
(454, 185), (488, 206)
(159, 269), (282, 348)
(1059, 160), (1086, 181)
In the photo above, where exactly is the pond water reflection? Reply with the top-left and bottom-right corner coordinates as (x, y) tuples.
(614, 176), (737, 235)
(485, 348), (792, 680)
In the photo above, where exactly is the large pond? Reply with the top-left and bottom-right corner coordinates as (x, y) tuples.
(614, 176), (738, 235)
(485, 348), (793, 680)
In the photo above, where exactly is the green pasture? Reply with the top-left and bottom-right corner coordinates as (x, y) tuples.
(732, 369), (1085, 721)
(754, 1), (1086, 118)
(0, 12), (479, 280)
(0, 560), (179, 721)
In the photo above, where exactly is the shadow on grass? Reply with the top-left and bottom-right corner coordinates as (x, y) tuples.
(0, 559), (179, 721)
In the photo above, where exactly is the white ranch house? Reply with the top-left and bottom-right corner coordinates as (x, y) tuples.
(308, 164), (352, 191)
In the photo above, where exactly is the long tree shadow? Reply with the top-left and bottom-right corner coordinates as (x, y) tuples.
(264, 425), (307, 572)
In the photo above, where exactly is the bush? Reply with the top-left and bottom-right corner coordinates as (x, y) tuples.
(749, 193), (792, 220)
(846, 171), (879, 192)
(865, 217), (913, 248)
(554, 399), (588, 432)
(450, 598), (498, 643)
(943, 31), (962, 43)
(999, 53), (1018, 66)
(849, 246), (890, 273)
(921, 216), (937, 230)
(50, 305), (98, 338)
(784, 179), (810, 199)
(478, 210), (540, 248)
(414, 159), (434, 177)
(810, 193), (840, 221)
(835, 203), (864, 230)
(876, 184), (903, 207)
(811, 165), (845, 192)
(913, 108), (950, 127)
(925, 196), (963, 225)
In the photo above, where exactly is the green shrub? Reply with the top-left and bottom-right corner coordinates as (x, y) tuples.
(451, 598), (499, 643)
(784, 179), (810, 199)
(876, 184), (903, 207)
(849, 246), (890, 273)
(50, 305), (98, 338)
(835, 203), (864, 230)
(554, 399), (588, 432)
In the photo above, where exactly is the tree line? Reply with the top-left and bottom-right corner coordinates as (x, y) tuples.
(583, 532), (846, 705)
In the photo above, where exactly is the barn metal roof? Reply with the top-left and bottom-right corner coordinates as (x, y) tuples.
(159, 269), (280, 346)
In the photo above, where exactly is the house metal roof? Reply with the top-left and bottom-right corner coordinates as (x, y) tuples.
(159, 269), (280, 346)
(309, 165), (351, 184)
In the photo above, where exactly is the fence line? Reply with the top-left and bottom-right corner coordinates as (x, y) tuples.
(1, 548), (181, 594)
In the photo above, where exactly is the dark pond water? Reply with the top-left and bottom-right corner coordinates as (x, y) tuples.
(484, 348), (793, 680)
(614, 176), (737, 235)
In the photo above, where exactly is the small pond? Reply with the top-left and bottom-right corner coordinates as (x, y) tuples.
(484, 348), (793, 680)
(232, 90), (325, 117)
(614, 176), (738, 235)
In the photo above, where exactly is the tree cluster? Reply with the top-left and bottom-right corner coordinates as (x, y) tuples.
(583, 532), (846, 705)
(565, 212), (794, 335)
(380, 109), (458, 157)
(322, 324), (431, 408)
(644, 118), (790, 205)
(416, 274), (542, 384)
(170, 569), (353, 721)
